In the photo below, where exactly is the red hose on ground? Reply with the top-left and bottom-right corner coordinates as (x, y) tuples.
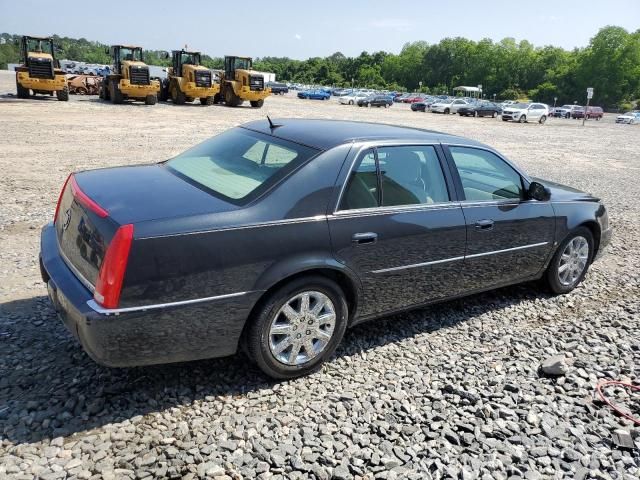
(595, 381), (640, 426)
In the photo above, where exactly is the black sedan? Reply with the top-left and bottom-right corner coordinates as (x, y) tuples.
(458, 102), (502, 117)
(40, 119), (612, 379)
(357, 95), (393, 108)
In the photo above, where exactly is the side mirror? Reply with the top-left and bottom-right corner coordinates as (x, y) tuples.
(528, 181), (551, 201)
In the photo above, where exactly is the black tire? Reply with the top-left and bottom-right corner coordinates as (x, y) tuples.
(224, 85), (241, 107)
(348, 100), (353, 105)
(492, 111), (497, 118)
(250, 99), (264, 108)
(444, 108), (450, 114)
(16, 74), (30, 99)
(110, 80), (123, 104)
(246, 275), (348, 379)
(473, 111), (478, 117)
(213, 93), (221, 104)
(545, 227), (594, 295)
(57, 86), (69, 101)
(519, 115), (526, 123)
(539, 115), (547, 124)
(144, 94), (157, 105)
(171, 82), (186, 105)
(100, 79), (110, 101)
(157, 80), (168, 102)
(200, 96), (215, 105)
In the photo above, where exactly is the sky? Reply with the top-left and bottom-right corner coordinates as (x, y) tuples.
(1, 0), (639, 59)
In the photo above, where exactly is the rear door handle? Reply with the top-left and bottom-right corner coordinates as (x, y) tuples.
(475, 219), (494, 231)
(352, 232), (378, 245)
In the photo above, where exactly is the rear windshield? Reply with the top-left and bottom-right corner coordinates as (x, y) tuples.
(166, 128), (320, 204)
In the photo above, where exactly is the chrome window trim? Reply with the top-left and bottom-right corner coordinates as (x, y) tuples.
(87, 290), (252, 316)
(331, 202), (460, 219)
(371, 241), (550, 274)
(333, 140), (449, 215)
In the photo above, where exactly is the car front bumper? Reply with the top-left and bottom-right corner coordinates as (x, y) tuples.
(40, 223), (261, 367)
(595, 226), (613, 261)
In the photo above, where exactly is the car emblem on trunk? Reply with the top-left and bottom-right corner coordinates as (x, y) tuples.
(62, 209), (71, 230)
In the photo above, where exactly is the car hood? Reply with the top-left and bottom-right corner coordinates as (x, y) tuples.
(74, 164), (237, 225)
(532, 177), (599, 202)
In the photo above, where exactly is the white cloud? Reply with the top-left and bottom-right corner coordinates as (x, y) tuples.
(294, 33), (302, 40)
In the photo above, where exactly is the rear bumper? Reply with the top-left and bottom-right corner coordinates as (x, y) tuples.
(40, 223), (261, 367)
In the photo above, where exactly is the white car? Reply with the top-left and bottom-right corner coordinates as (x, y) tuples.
(501, 100), (517, 109)
(615, 111), (640, 124)
(554, 104), (582, 118)
(430, 98), (470, 114)
(339, 92), (369, 105)
(501, 102), (549, 124)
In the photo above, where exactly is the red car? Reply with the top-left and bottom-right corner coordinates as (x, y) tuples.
(403, 94), (424, 103)
(572, 106), (604, 120)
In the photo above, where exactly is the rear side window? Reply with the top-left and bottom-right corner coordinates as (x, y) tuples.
(166, 128), (319, 204)
(340, 145), (450, 210)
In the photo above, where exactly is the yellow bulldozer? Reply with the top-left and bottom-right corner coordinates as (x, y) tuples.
(217, 56), (270, 108)
(99, 45), (160, 105)
(159, 50), (220, 105)
(15, 35), (68, 101)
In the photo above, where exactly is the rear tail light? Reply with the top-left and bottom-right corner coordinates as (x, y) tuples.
(70, 175), (108, 218)
(94, 224), (134, 309)
(53, 174), (72, 223)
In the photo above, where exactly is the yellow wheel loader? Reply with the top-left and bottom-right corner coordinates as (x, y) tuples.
(15, 36), (68, 101)
(160, 50), (220, 105)
(216, 56), (270, 108)
(99, 45), (160, 105)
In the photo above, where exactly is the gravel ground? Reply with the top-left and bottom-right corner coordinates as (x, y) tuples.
(0, 69), (639, 479)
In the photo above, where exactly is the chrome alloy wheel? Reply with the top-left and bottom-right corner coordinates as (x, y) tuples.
(268, 291), (336, 366)
(558, 236), (589, 286)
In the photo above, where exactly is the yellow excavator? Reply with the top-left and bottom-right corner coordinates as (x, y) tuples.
(216, 56), (270, 108)
(15, 35), (68, 101)
(160, 50), (220, 105)
(99, 45), (160, 105)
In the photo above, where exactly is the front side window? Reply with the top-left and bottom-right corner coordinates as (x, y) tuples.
(166, 128), (319, 204)
(449, 147), (523, 201)
(340, 145), (450, 210)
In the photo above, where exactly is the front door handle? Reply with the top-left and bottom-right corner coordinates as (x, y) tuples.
(352, 232), (378, 245)
(475, 219), (494, 231)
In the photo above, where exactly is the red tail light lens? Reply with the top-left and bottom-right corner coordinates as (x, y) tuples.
(94, 224), (134, 309)
(53, 174), (72, 223)
(70, 175), (108, 218)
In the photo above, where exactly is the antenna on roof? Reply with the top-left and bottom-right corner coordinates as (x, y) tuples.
(266, 115), (282, 130)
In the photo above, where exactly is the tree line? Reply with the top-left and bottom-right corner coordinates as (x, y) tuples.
(1, 26), (638, 109)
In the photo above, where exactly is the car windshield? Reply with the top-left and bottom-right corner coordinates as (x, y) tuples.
(511, 103), (529, 109)
(560, 105), (573, 109)
(166, 129), (319, 204)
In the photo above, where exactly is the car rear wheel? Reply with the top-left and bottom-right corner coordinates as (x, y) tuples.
(246, 275), (348, 379)
(539, 115), (547, 124)
(545, 227), (594, 295)
(444, 108), (450, 114)
(349, 100), (353, 105)
(492, 111), (497, 118)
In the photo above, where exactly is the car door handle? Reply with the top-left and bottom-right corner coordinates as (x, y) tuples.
(475, 219), (494, 231)
(352, 232), (378, 245)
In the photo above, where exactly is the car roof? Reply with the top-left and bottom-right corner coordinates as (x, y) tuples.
(241, 118), (484, 150)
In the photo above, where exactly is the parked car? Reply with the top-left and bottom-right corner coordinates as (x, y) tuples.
(554, 104), (582, 118)
(297, 89), (330, 100)
(615, 111), (640, 124)
(501, 103), (549, 123)
(394, 93), (411, 103)
(572, 106), (604, 120)
(40, 119), (612, 378)
(339, 92), (369, 105)
(402, 93), (423, 103)
(357, 95), (393, 108)
(457, 102), (502, 118)
(411, 97), (439, 112)
(430, 98), (470, 114)
(267, 82), (288, 95)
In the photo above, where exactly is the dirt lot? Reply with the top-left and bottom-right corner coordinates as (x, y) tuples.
(0, 69), (639, 479)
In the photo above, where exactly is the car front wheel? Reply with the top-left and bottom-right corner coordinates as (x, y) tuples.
(246, 275), (348, 379)
(545, 227), (594, 295)
(519, 115), (526, 123)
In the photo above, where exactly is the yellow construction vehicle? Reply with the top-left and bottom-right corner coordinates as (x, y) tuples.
(15, 35), (68, 101)
(160, 50), (220, 105)
(217, 56), (270, 108)
(99, 45), (160, 105)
